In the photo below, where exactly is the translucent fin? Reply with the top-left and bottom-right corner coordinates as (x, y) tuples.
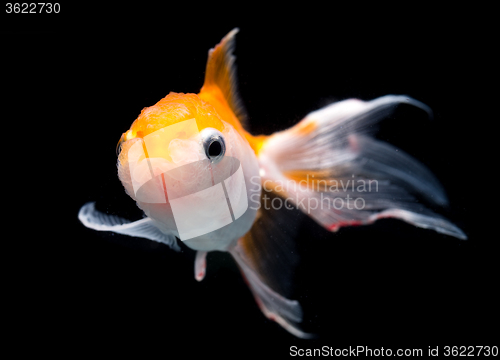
(195, 251), (207, 281)
(368, 208), (467, 239)
(258, 95), (466, 240)
(199, 28), (248, 131)
(228, 192), (316, 338)
(78, 202), (180, 251)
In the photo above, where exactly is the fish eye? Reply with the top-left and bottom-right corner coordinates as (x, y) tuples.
(200, 128), (226, 164)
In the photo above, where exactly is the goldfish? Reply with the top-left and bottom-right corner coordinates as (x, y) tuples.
(78, 28), (466, 338)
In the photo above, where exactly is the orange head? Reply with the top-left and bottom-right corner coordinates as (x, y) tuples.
(116, 92), (260, 251)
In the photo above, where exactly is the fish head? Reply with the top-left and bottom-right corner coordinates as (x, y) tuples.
(116, 92), (260, 251)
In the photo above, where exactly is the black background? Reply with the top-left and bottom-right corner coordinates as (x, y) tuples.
(2, 5), (495, 357)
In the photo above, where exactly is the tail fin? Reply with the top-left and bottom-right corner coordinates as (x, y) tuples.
(258, 95), (466, 240)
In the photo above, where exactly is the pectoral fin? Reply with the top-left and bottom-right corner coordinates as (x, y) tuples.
(78, 202), (180, 251)
(195, 251), (207, 281)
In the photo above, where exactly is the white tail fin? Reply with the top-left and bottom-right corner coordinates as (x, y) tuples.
(258, 95), (466, 240)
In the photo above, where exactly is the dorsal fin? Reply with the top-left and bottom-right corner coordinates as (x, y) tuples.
(199, 28), (248, 130)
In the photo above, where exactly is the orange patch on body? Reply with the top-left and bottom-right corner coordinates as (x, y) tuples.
(245, 134), (267, 155)
(292, 119), (316, 135)
(283, 169), (339, 192)
(199, 86), (269, 155)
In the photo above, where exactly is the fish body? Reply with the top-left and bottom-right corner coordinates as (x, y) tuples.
(79, 28), (466, 338)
